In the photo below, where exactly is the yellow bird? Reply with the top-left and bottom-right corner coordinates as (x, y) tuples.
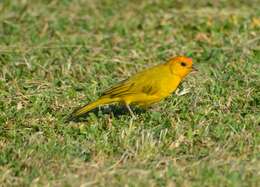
(70, 56), (194, 119)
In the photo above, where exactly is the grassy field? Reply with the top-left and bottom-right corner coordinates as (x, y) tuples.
(0, 0), (260, 186)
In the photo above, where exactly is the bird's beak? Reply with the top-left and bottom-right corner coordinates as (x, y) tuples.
(192, 66), (198, 72)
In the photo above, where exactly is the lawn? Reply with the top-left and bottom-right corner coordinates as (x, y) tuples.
(0, 0), (260, 186)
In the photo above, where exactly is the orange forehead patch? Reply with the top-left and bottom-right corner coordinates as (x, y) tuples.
(169, 56), (192, 64)
(175, 56), (192, 63)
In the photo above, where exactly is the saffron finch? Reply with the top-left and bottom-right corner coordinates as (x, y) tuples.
(70, 56), (194, 118)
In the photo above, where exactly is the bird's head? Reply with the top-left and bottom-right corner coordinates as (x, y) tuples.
(167, 56), (195, 78)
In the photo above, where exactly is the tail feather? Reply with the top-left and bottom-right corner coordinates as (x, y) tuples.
(69, 97), (118, 119)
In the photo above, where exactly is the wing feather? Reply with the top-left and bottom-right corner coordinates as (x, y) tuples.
(141, 85), (158, 95)
(101, 80), (136, 98)
(101, 64), (164, 98)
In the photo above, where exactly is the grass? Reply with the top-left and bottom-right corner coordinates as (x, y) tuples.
(0, 0), (260, 186)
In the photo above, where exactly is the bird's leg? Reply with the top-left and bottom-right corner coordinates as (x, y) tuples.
(125, 104), (136, 119)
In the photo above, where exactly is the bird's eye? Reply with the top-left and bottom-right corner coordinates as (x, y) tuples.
(180, 62), (186, 67)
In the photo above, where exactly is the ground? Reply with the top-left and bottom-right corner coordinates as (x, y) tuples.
(0, 0), (260, 186)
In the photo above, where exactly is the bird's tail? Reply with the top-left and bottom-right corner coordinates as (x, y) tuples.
(69, 97), (118, 119)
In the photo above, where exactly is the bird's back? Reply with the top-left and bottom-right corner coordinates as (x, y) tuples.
(100, 63), (180, 105)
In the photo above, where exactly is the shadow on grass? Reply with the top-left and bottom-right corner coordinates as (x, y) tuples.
(65, 105), (147, 122)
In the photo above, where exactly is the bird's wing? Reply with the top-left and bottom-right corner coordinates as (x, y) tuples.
(101, 79), (136, 98)
(101, 78), (160, 98)
(101, 64), (164, 98)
